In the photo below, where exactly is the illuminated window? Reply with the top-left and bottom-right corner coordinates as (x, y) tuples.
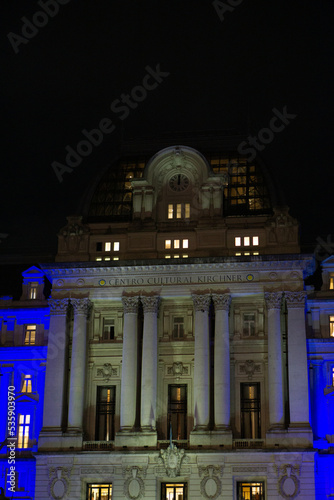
(241, 383), (261, 438)
(29, 282), (38, 299)
(330, 316), (334, 337)
(244, 236), (250, 246)
(237, 482), (264, 500)
(168, 385), (187, 441)
(24, 325), (36, 345)
(330, 275), (334, 290)
(104, 257), (111, 261)
(332, 367), (334, 387)
(173, 317), (184, 339)
(87, 484), (112, 500)
(105, 242), (111, 252)
(113, 257), (119, 261)
(243, 313), (255, 336)
(174, 255), (180, 259)
(174, 240), (180, 249)
(18, 415), (30, 448)
(96, 257), (102, 261)
(235, 252), (242, 256)
(182, 239), (188, 249)
(165, 255), (171, 259)
(253, 236), (259, 246)
(235, 237), (241, 246)
(165, 240), (172, 249)
(244, 252), (250, 256)
(161, 483), (187, 500)
(253, 252), (259, 256)
(182, 255), (188, 258)
(95, 386), (115, 441)
(103, 319), (115, 341)
(22, 375), (32, 393)
(113, 241), (120, 251)
(185, 203), (190, 218)
(168, 204), (174, 219)
(176, 204), (182, 219)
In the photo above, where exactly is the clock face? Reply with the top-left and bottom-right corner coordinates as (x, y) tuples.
(168, 174), (189, 192)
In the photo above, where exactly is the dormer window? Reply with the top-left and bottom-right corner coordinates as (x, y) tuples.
(22, 374), (32, 393)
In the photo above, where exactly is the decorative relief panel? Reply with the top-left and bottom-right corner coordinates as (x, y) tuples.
(122, 466), (147, 500)
(48, 467), (72, 500)
(239, 360), (262, 379)
(158, 444), (189, 477)
(166, 362), (189, 376)
(198, 465), (223, 500)
(232, 466), (267, 473)
(81, 467), (115, 475)
(96, 363), (119, 380)
(274, 464), (301, 500)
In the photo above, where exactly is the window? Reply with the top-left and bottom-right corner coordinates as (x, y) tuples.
(96, 257), (102, 261)
(113, 242), (119, 251)
(18, 415), (30, 448)
(184, 204), (190, 218)
(165, 239), (189, 252)
(174, 240), (180, 249)
(95, 386), (115, 441)
(103, 319), (115, 341)
(234, 236), (259, 247)
(330, 275), (334, 290)
(162, 483), (187, 500)
(22, 375), (32, 393)
(330, 316), (334, 337)
(96, 242), (102, 252)
(243, 313), (256, 336)
(173, 317), (184, 339)
(244, 236), (250, 246)
(167, 203), (190, 220)
(105, 242), (111, 252)
(168, 204), (174, 219)
(29, 282), (38, 299)
(332, 367), (334, 387)
(182, 239), (188, 249)
(240, 383), (261, 439)
(253, 236), (259, 246)
(176, 204), (182, 219)
(87, 484), (112, 500)
(237, 482), (264, 500)
(24, 325), (36, 345)
(168, 385), (187, 440)
(165, 240), (172, 250)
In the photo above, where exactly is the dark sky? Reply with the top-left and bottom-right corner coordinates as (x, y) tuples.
(1, 0), (333, 259)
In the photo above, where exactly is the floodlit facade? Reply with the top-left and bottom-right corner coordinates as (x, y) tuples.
(1, 137), (334, 499)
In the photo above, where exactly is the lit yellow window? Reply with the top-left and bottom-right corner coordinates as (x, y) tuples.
(22, 375), (32, 393)
(18, 415), (30, 448)
(165, 255), (171, 259)
(96, 257), (102, 261)
(104, 257), (111, 261)
(182, 239), (188, 249)
(165, 240), (172, 249)
(174, 255), (180, 259)
(113, 257), (119, 261)
(25, 325), (36, 345)
(235, 237), (241, 246)
(113, 242), (120, 251)
(105, 242), (111, 252)
(168, 204), (174, 219)
(244, 252), (250, 256)
(29, 282), (38, 299)
(330, 316), (334, 337)
(244, 237), (250, 246)
(330, 275), (334, 290)
(185, 203), (190, 218)
(176, 204), (182, 219)
(253, 251), (259, 256)
(174, 240), (180, 249)
(235, 252), (242, 256)
(182, 254), (188, 258)
(253, 236), (259, 246)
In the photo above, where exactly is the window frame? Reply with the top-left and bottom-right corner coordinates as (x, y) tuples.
(87, 483), (113, 500)
(167, 384), (187, 441)
(240, 382), (261, 439)
(161, 482), (188, 500)
(329, 315), (334, 337)
(17, 414), (31, 449)
(236, 481), (265, 500)
(21, 374), (33, 393)
(95, 386), (116, 442)
(24, 325), (36, 345)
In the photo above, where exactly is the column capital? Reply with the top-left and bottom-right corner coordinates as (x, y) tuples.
(141, 295), (160, 313)
(265, 292), (283, 310)
(122, 295), (140, 313)
(212, 293), (231, 311)
(48, 298), (69, 315)
(192, 293), (211, 312)
(71, 298), (92, 316)
(285, 291), (306, 309)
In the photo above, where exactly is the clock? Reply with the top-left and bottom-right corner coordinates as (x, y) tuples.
(168, 174), (189, 192)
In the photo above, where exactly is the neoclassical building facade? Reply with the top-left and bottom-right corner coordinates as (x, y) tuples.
(1, 136), (334, 499)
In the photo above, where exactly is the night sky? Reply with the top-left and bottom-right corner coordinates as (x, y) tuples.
(1, 0), (333, 263)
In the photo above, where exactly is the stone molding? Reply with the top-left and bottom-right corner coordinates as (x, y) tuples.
(212, 293), (231, 311)
(198, 466), (224, 500)
(158, 444), (188, 477)
(166, 362), (189, 376)
(71, 298), (92, 316)
(141, 295), (160, 313)
(275, 464), (301, 500)
(122, 467), (146, 500)
(48, 298), (69, 316)
(192, 293), (211, 312)
(96, 363), (119, 380)
(239, 360), (262, 380)
(265, 291), (283, 310)
(122, 295), (140, 313)
(285, 291), (306, 309)
(48, 466), (72, 500)
(232, 466), (267, 473)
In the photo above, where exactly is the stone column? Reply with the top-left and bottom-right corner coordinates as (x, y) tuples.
(212, 293), (231, 430)
(265, 292), (284, 429)
(67, 298), (91, 432)
(192, 293), (211, 429)
(285, 292), (311, 427)
(120, 295), (139, 430)
(39, 299), (69, 449)
(140, 295), (160, 431)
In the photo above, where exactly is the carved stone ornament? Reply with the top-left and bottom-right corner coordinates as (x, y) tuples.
(198, 466), (223, 500)
(48, 467), (71, 500)
(97, 363), (118, 381)
(212, 293), (231, 311)
(158, 444), (188, 477)
(171, 147), (186, 168)
(192, 293), (211, 312)
(141, 295), (160, 313)
(239, 360), (261, 380)
(71, 298), (92, 316)
(48, 298), (69, 316)
(277, 464), (300, 500)
(122, 295), (140, 313)
(167, 362), (188, 376)
(265, 292), (283, 310)
(284, 291), (306, 309)
(122, 467), (146, 500)
(59, 215), (90, 253)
